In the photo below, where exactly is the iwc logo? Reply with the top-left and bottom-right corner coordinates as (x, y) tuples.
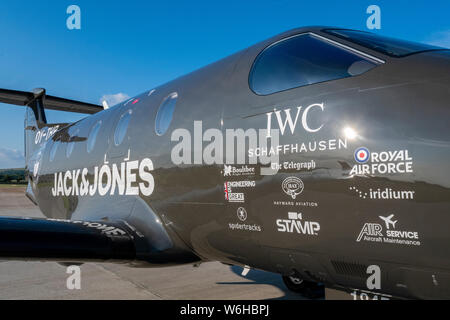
(237, 207), (247, 222)
(282, 177), (304, 199)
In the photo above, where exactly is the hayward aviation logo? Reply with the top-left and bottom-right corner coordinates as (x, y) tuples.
(282, 177), (304, 199)
(350, 147), (413, 176)
(356, 214), (420, 246)
(276, 212), (320, 235)
(349, 186), (415, 200)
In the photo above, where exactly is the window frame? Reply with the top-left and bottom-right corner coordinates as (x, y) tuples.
(323, 28), (444, 58)
(248, 32), (385, 96)
(155, 92), (178, 136)
(114, 109), (132, 146)
(87, 120), (102, 153)
(49, 140), (59, 162)
(66, 128), (79, 158)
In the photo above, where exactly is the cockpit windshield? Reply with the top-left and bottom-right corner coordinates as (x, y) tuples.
(323, 29), (445, 57)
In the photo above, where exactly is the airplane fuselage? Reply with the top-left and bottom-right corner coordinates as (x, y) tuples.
(25, 27), (450, 299)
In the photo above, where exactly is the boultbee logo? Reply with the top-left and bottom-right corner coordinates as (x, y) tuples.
(354, 147), (370, 163)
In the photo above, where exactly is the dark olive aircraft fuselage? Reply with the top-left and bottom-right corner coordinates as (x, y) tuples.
(7, 26), (450, 299)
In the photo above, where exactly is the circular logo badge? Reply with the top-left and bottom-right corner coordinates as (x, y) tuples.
(282, 177), (304, 200)
(237, 207), (247, 222)
(354, 147), (370, 163)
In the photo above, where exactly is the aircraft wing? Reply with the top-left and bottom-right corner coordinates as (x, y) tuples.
(0, 216), (143, 262)
(0, 216), (200, 266)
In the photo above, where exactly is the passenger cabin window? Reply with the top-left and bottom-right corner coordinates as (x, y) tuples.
(49, 141), (58, 162)
(87, 120), (102, 153)
(155, 92), (178, 136)
(114, 110), (132, 146)
(249, 33), (380, 95)
(66, 128), (79, 158)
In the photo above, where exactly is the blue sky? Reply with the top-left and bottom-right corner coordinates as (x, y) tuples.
(0, 0), (449, 168)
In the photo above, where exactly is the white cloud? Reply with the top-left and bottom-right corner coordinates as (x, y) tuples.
(425, 30), (450, 49)
(0, 148), (24, 169)
(100, 92), (131, 107)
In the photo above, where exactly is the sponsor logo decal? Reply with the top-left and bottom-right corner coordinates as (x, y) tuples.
(276, 212), (320, 235)
(271, 160), (316, 171)
(48, 219), (127, 236)
(225, 192), (244, 203)
(237, 207), (247, 222)
(223, 165), (255, 177)
(170, 103), (347, 176)
(349, 186), (415, 200)
(51, 157), (154, 197)
(250, 102), (347, 158)
(248, 139), (347, 158)
(282, 177), (304, 199)
(354, 147), (370, 163)
(356, 214), (420, 246)
(228, 223), (261, 232)
(273, 200), (318, 207)
(265, 103), (324, 136)
(224, 183), (244, 203)
(224, 181), (255, 203)
(228, 207), (262, 232)
(226, 181), (256, 188)
(350, 148), (413, 176)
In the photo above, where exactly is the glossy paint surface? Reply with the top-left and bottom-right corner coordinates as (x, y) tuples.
(24, 27), (450, 299)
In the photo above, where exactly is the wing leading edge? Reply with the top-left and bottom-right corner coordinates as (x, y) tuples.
(0, 216), (200, 266)
(0, 217), (137, 262)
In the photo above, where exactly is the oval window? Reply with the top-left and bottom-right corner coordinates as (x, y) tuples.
(114, 110), (132, 146)
(87, 120), (102, 153)
(155, 92), (178, 136)
(66, 129), (79, 158)
(49, 141), (58, 162)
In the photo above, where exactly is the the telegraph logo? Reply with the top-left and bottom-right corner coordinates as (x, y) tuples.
(355, 147), (370, 163)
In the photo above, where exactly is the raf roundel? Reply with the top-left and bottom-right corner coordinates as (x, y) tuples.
(354, 147), (370, 163)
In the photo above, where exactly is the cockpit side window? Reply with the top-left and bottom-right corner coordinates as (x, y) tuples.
(249, 33), (381, 95)
(323, 29), (444, 57)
